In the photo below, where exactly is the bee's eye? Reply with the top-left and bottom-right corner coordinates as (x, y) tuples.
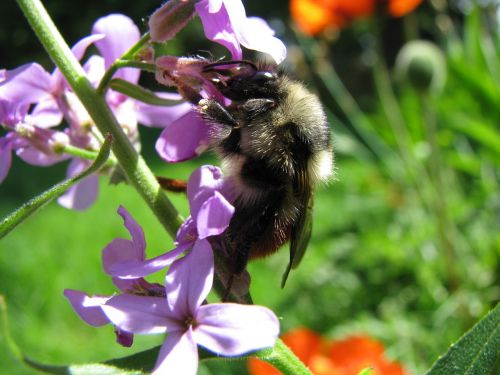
(252, 71), (276, 82)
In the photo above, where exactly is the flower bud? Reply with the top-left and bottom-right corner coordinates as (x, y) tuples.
(395, 40), (446, 94)
(149, 0), (197, 42)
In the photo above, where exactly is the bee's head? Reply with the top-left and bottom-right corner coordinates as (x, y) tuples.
(201, 60), (281, 101)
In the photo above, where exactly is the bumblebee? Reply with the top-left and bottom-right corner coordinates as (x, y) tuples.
(196, 60), (334, 287)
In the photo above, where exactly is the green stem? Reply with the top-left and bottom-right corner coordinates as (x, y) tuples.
(96, 33), (152, 94)
(61, 144), (116, 165)
(421, 94), (458, 291)
(371, 17), (436, 214)
(1, 135), (112, 239)
(17, 0), (183, 238)
(254, 339), (312, 375)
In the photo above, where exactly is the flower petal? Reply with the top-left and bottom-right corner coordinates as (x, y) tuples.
(0, 100), (28, 127)
(117, 205), (146, 259)
(187, 165), (225, 217)
(29, 96), (63, 128)
(165, 239), (214, 318)
(108, 242), (190, 279)
(72, 34), (106, 62)
(51, 34), (106, 92)
(92, 14), (140, 83)
(155, 110), (209, 162)
(102, 294), (178, 334)
(196, 191), (235, 239)
(134, 94), (192, 128)
(196, 0), (242, 60)
(238, 17), (287, 64)
(153, 329), (198, 375)
(82, 55), (106, 87)
(194, 303), (279, 355)
(175, 216), (197, 246)
(57, 159), (99, 210)
(16, 146), (66, 166)
(63, 289), (111, 327)
(0, 63), (53, 104)
(0, 135), (13, 183)
(102, 238), (138, 276)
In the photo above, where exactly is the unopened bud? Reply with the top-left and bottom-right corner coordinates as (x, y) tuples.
(149, 0), (196, 42)
(395, 40), (446, 94)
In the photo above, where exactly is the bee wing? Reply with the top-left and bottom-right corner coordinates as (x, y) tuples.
(281, 171), (313, 288)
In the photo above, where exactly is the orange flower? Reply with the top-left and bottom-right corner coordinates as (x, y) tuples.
(329, 335), (407, 375)
(388, 0), (423, 17)
(290, 0), (423, 36)
(248, 328), (408, 375)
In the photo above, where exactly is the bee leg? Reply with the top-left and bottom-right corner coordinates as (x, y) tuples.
(198, 99), (238, 128)
(221, 274), (235, 302)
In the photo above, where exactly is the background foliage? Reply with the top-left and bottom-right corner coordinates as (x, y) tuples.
(0, 0), (499, 374)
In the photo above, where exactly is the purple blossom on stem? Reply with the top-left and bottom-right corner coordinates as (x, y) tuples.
(102, 239), (280, 375)
(108, 165), (234, 279)
(149, 0), (287, 64)
(64, 206), (166, 347)
(196, 0), (286, 64)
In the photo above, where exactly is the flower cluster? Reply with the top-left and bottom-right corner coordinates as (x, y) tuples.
(0, 0), (286, 209)
(290, 0), (423, 36)
(248, 328), (408, 375)
(65, 166), (279, 374)
(0, 14), (193, 209)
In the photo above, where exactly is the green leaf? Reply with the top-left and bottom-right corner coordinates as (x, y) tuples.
(21, 339), (312, 375)
(24, 359), (145, 375)
(426, 303), (500, 375)
(22, 346), (160, 374)
(0, 296), (22, 363)
(0, 134), (112, 239)
(357, 368), (373, 375)
(444, 113), (500, 156)
(109, 78), (183, 106)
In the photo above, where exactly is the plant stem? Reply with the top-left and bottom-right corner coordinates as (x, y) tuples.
(17, 0), (183, 238)
(421, 95), (458, 291)
(255, 339), (312, 375)
(62, 144), (116, 165)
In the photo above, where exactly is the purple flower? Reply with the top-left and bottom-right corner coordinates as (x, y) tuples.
(149, 0), (287, 64)
(155, 110), (209, 162)
(195, 0), (287, 64)
(102, 238), (280, 375)
(108, 165), (234, 279)
(64, 206), (166, 347)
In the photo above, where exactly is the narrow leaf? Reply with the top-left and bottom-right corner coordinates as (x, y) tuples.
(109, 78), (183, 106)
(24, 358), (145, 375)
(0, 296), (23, 362)
(0, 134), (112, 239)
(426, 303), (500, 375)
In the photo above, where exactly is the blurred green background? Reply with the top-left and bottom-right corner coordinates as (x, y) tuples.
(1, 0), (499, 374)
